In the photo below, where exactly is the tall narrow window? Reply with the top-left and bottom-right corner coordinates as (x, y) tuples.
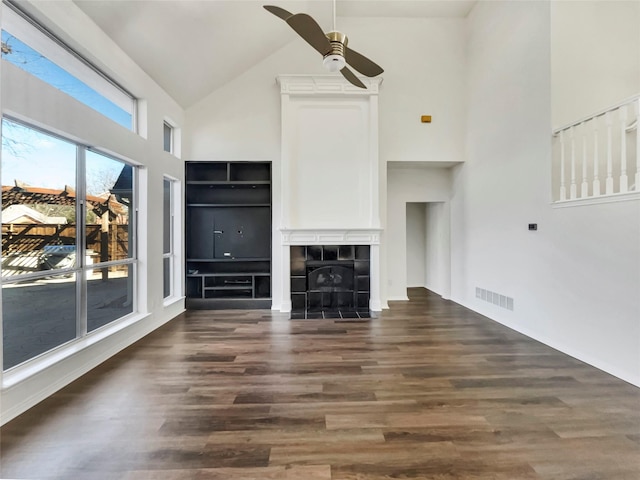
(1, 118), (138, 370)
(163, 122), (173, 153)
(163, 177), (174, 299)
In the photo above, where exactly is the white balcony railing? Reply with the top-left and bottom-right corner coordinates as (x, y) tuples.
(552, 95), (639, 204)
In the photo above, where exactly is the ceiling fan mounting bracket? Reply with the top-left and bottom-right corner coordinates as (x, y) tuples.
(326, 31), (348, 50)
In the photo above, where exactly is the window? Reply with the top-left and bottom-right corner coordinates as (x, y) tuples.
(1, 121), (78, 368)
(1, 117), (137, 370)
(163, 177), (176, 299)
(1, 2), (135, 130)
(163, 122), (173, 153)
(85, 150), (135, 331)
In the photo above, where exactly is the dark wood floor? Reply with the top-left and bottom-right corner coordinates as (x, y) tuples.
(1, 288), (639, 479)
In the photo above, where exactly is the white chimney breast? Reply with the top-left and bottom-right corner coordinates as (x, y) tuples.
(275, 75), (384, 312)
(277, 75), (382, 230)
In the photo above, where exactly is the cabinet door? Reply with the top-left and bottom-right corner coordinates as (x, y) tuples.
(213, 207), (270, 259)
(187, 208), (215, 258)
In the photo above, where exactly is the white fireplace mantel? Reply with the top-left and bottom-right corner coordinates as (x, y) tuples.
(280, 228), (381, 246)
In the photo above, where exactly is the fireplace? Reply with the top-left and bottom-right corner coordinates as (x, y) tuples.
(276, 78), (383, 314)
(290, 245), (370, 319)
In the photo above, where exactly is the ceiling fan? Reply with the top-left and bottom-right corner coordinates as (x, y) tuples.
(263, 1), (383, 89)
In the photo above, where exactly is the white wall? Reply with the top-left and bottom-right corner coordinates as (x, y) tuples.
(452, 0), (640, 386)
(1, 0), (186, 424)
(387, 166), (451, 300)
(185, 17), (467, 165)
(551, 0), (640, 128)
(406, 203), (426, 287)
(425, 202), (449, 296)
(344, 18), (467, 164)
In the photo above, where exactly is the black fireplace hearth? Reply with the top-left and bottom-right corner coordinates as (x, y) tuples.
(290, 245), (371, 319)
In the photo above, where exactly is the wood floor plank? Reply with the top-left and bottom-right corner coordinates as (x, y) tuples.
(1, 288), (639, 479)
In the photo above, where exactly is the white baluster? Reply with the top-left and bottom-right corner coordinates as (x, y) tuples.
(581, 123), (589, 198)
(605, 111), (614, 195)
(636, 98), (640, 191)
(592, 117), (600, 196)
(570, 126), (577, 199)
(559, 129), (566, 201)
(620, 105), (628, 193)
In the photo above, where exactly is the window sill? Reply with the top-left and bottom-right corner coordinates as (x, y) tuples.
(2, 311), (150, 389)
(163, 295), (185, 308)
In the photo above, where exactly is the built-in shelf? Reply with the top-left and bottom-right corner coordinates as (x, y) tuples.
(186, 161), (272, 309)
(188, 272), (270, 276)
(187, 258), (270, 263)
(187, 203), (271, 208)
(186, 180), (271, 185)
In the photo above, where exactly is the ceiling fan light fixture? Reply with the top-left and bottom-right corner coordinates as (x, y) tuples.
(263, 5), (383, 89)
(323, 54), (346, 72)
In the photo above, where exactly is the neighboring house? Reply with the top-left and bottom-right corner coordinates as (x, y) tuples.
(1, 204), (67, 224)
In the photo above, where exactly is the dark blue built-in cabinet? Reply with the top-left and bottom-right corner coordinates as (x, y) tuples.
(185, 161), (271, 309)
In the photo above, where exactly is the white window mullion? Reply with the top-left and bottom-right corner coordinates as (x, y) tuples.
(123, 165), (137, 312)
(76, 146), (87, 337)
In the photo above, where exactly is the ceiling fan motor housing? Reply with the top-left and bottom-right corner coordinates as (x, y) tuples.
(323, 31), (347, 72)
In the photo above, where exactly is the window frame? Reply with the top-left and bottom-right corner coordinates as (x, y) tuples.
(2, 0), (137, 131)
(163, 122), (173, 154)
(1, 116), (139, 371)
(162, 175), (181, 302)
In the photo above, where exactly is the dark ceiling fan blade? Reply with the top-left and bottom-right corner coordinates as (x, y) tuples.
(286, 13), (332, 56)
(263, 5), (293, 21)
(340, 66), (366, 89)
(345, 46), (384, 77)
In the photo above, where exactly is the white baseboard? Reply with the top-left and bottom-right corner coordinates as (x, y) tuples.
(387, 296), (410, 302)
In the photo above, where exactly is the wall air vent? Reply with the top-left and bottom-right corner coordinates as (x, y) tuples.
(475, 287), (514, 311)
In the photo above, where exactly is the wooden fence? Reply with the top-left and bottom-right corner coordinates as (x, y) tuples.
(2, 223), (129, 276)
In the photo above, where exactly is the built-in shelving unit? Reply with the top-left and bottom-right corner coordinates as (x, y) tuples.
(185, 161), (271, 309)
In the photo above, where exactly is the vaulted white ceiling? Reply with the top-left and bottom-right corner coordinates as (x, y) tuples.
(73, 0), (476, 108)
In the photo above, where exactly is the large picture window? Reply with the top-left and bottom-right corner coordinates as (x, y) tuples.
(1, 117), (137, 370)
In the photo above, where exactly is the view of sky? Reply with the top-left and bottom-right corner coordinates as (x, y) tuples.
(2, 119), (76, 189)
(1, 31), (131, 129)
(1, 31), (129, 194)
(2, 119), (126, 195)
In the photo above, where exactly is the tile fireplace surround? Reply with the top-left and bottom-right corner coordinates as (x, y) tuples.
(290, 244), (371, 319)
(280, 228), (382, 316)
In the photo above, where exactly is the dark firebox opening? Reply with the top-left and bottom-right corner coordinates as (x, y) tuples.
(290, 245), (370, 320)
(307, 263), (355, 311)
